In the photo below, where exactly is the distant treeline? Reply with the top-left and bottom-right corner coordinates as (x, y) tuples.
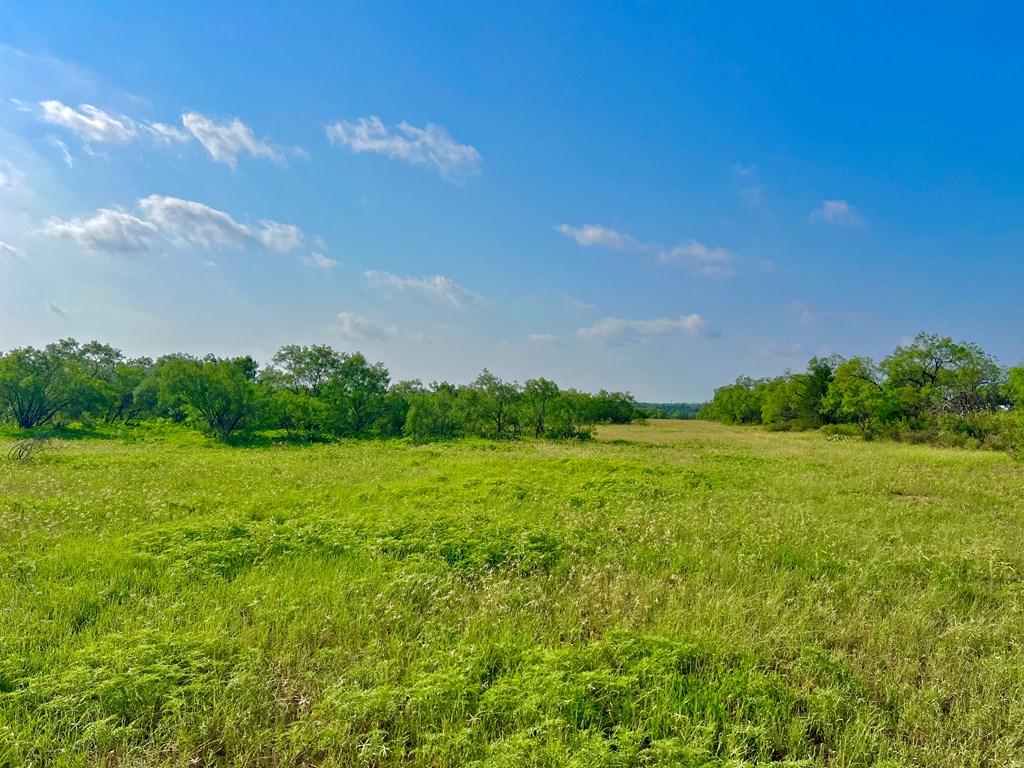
(700, 332), (1024, 451)
(0, 339), (644, 441)
(637, 402), (703, 420)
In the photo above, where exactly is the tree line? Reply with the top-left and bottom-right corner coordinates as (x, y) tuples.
(699, 332), (1024, 449)
(0, 339), (643, 441)
(637, 402), (703, 420)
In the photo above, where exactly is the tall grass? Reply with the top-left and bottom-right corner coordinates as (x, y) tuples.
(2, 421), (1023, 766)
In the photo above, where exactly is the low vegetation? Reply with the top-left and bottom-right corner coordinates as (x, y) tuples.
(3, 420), (1024, 766)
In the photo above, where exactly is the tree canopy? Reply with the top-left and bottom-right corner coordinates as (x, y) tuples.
(0, 339), (644, 442)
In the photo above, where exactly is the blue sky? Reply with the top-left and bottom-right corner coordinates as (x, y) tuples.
(1, 2), (1022, 400)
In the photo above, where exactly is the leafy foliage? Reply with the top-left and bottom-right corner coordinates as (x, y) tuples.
(0, 339), (644, 442)
(702, 332), (1021, 449)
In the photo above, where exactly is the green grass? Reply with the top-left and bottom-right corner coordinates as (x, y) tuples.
(2, 421), (1024, 766)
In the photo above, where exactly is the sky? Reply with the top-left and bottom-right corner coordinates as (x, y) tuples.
(1, 2), (1022, 401)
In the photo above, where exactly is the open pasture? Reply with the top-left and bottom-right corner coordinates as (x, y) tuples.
(2, 421), (1024, 766)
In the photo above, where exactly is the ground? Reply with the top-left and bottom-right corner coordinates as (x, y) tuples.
(2, 420), (1023, 766)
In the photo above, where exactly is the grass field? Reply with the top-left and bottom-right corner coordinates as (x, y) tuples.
(2, 420), (1024, 767)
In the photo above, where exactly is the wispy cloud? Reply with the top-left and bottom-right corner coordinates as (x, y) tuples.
(143, 121), (191, 145)
(303, 252), (339, 270)
(527, 333), (558, 343)
(578, 314), (715, 344)
(657, 239), (738, 278)
(46, 300), (68, 317)
(37, 100), (136, 143)
(327, 116), (481, 183)
(554, 223), (640, 250)
(364, 270), (482, 308)
(46, 135), (74, 168)
(44, 195), (309, 257)
(556, 223), (747, 278)
(29, 97), (289, 168)
(732, 162), (757, 177)
(0, 159), (25, 190)
(810, 199), (861, 225)
(0, 241), (22, 259)
(336, 312), (398, 342)
(181, 112), (285, 168)
(560, 293), (595, 313)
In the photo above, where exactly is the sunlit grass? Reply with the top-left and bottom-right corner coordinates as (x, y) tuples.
(2, 421), (1024, 766)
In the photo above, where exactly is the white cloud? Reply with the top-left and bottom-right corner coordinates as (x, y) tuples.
(45, 195), (308, 256)
(732, 162), (757, 176)
(336, 312), (398, 342)
(138, 195), (304, 253)
(556, 225), (742, 277)
(578, 314), (715, 343)
(37, 100), (137, 143)
(30, 99), (293, 167)
(0, 241), (22, 259)
(365, 270), (482, 308)
(181, 112), (284, 168)
(528, 333), (557, 343)
(658, 239), (738, 278)
(257, 220), (304, 253)
(303, 252), (338, 270)
(46, 301), (68, 317)
(139, 194), (253, 249)
(810, 199), (861, 225)
(327, 116), (481, 183)
(43, 208), (160, 254)
(46, 135), (74, 168)
(144, 121), (191, 145)
(554, 223), (639, 250)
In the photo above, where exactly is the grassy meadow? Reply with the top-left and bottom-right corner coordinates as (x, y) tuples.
(2, 420), (1024, 767)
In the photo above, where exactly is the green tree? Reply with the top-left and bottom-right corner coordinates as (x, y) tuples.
(73, 340), (155, 422)
(699, 376), (767, 424)
(523, 378), (560, 438)
(379, 379), (423, 437)
(468, 370), (520, 438)
(264, 344), (344, 397)
(822, 357), (899, 433)
(882, 333), (1003, 419)
(405, 381), (461, 441)
(323, 352), (390, 436)
(157, 355), (262, 440)
(590, 390), (641, 424)
(760, 376), (800, 426)
(0, 341), (88, 428)
(547, 389), (595, 439)
(1007, 365), (1024, 407)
